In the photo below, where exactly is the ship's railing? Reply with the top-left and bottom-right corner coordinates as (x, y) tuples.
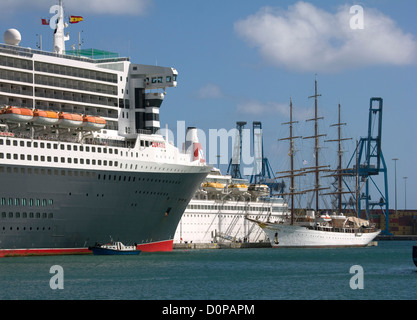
(0, 43), (129, 64)
(0, 129), (136, 149)
(307, 225), (370, 233)
(0, 44), (33, 59)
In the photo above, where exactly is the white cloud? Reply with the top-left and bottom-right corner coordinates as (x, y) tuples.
(234, 2), (417, 72)
(196, 83), (224, 99)
(0, 0), (152, 16)
(66, 0), (152, 15)
(236, 99), (312, 120)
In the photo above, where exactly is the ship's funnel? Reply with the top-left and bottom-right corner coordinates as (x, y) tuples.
(184, 127), (197, 154)
(184, 127), (205, 163)
(186, 127), (198, 142)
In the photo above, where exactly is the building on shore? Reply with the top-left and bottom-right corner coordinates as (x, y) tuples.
(369, 210), (417, 235)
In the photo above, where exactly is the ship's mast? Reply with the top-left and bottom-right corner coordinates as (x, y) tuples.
(305, 76), (326, 213)
(289, 99), (295, 223)
(325, 103), (352, 213)
(336, 104), (343, 212)
(277, 98), (302, 225)
(53, 0), (69, 54)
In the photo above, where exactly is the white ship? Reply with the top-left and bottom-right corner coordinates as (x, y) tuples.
(247, 211), (380, 248)
(174, 168), (290, 246)
(0, 1), (211, 256)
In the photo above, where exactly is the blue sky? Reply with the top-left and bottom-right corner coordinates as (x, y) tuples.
(1, 0), (416, 211)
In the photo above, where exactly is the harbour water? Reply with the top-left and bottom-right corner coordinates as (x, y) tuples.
(0, 241), (415, 301)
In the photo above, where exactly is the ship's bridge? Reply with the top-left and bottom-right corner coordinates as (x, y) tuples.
(129, 64), (178, 90)
(122, 64), (178, 136)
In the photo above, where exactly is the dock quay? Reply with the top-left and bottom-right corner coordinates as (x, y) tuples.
(173, 242), (272, 250)
(376, 235), (417, 241)
(173, 238), (417, 249)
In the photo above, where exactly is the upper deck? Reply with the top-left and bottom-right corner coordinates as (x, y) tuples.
(0, 40), (177, 140)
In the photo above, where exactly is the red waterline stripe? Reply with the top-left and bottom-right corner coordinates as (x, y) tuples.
(0, 240), (174, 257)
(137, 240), (173, 252)
(0, 248), (90, 258)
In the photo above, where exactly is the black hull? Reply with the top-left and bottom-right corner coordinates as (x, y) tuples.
(0, 163), (208, 251)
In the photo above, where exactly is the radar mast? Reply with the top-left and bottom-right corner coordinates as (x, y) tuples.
(52, 0), (70, 54)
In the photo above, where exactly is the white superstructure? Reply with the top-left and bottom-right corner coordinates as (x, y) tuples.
(174, 168), (289, 245)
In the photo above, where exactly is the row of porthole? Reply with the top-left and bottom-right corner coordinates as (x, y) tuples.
(0, 152), (119, 168)
(0, 197), (53, 207)
(1, 150), (182, 173)
(0, 163), (185, 183)
(69, 191), (170, 197)
(97, 173), (182, 184)
(186, 205), (271, 212)
(0, 165), (97, 178)
(134, 190), (169, 196)
(0, 138), (118, 155)
(1, 226), (52, 231)
(1, 211), (53, 219)
(0, 165), (181, 185)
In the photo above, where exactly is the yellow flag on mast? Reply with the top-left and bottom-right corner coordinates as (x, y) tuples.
(69, 16), (83, 24)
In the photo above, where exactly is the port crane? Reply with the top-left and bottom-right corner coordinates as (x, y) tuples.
(250, 121), (284, 194)
(227, 121), (283, 194)
(227, 121), (247, 179)
(344, 98), (390, 234)
(250, 122), (274, 184)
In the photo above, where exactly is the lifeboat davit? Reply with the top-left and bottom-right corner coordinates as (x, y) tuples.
(31, 109), (59, 126)
(57, 112), (83, 128)
(0, 106), (34, 123)
(228, 183), (248, 195)
(82, 115), (106, 131)
(248, 184), (270, 198)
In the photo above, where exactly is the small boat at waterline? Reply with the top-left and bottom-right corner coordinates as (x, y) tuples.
(89, 241), (141, 255)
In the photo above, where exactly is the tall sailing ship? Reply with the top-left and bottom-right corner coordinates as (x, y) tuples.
(248, 79), (380, 248)
(0, 1), (211, 256)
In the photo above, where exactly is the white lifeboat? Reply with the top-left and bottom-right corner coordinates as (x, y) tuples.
(81, 115), (106, 131)
(32, 109), (59, 126)
(228, 183), (248, 194)
(319, 214), (332, 222)
(248, 184), (270, 198)
(0, 106), (33, 123)
(57, 112), (83, 128)
(202, 182), (225, 194)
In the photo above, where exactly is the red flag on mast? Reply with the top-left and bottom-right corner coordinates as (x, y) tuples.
(41, 19), (50, 25)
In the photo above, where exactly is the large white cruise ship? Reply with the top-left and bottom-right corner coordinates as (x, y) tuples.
(174, 168), (289, 247)
(0, 2), (210, 256)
